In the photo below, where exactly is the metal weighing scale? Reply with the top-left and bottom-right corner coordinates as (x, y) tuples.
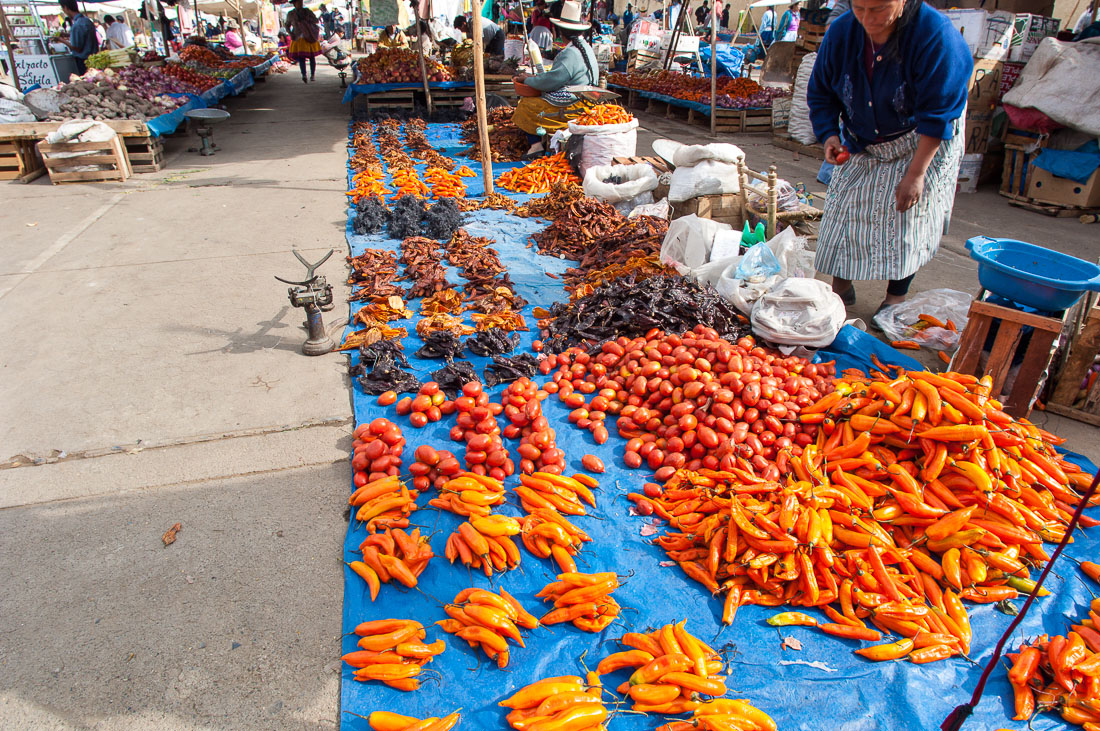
(185, 108), (231, 156)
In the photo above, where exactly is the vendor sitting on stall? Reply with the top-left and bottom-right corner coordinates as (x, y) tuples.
(223, 19), (245, 54)
(454, 15), (505, 57)
(378, 25), (408, 48)
(511, 0), (598, 157)
(54, 0), (99, 75)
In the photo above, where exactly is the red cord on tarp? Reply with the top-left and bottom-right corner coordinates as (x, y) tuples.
(940, 469), (1100, 731)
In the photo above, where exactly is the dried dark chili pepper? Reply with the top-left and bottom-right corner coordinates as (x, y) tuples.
(483, 353), (541, 387)
(466, 329), (520, 357)
(351, 341), (420, 394)
(430, 361), (480, 399)
(415, 331), (466, 361)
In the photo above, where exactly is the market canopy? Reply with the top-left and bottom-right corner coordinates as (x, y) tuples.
(193, 0), (264, 17)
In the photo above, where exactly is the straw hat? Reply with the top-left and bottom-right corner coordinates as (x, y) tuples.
(226, 19), (238, 29)
(551, 0), (590, 31)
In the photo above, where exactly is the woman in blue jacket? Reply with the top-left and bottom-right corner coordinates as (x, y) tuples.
(807, 0), (972, 312)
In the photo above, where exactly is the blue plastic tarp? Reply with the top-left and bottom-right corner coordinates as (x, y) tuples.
(342, 81), (474, 105)
(338, 122), (1099, 731)
(145, 94), (206, 137)
(223, 67), (255, 96)
(699, 41), (746, 78)
(250, 56), (276, 78)
(1032, 141), (1100, 185)
(200, 83), (228, 105)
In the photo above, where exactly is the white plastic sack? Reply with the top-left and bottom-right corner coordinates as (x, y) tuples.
(0, 99), (36, 123)
(567, 118), (639, 176)
(668, 160), (741, 202)
(1003, 38), (1100, 138)
(583, 163), (659, 214)
(717, 269), (781, 315)
(788, 51), (817, 146)
(659, 214), (731, 271)
(751, 277), (846, 348)
(872, 288), (972, 351)
(767, 227), (815, 278)
(671, 142), (745, 168)
(44, 120), (118, 172)
(0, 83), (23, 101)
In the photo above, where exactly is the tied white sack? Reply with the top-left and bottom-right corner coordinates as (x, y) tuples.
(43, 120), (119, 172)
(788, 52), (818, 146)
(671, 142), (745, 167)
(629, 198), (672, 219)
(567, 118), (639, 177)
(751, 278), (847, 348)
(583, 164), (659, 215)
(0, 98), (36, 123)
(1002, 38), (1100, 138)
(668, 159), (743, 201)
(659, 214), (731, 271)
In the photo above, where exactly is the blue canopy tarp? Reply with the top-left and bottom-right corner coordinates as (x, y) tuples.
(699, 41), (747, 77)
(337, 122), (1098, 731)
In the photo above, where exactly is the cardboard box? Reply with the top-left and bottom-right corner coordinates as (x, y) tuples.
(627, 31), (661, 51)
(998, 60), (1026, 99)
(957, 152), (983, 193)
(963, 57), (1003, 154)
(1009, 14), (1059, 62)
(978, 10), (1016, 58)
(674, 194), (744, 228)
(1027, 165), (1100, 208)
(771, 96), (791, 129)
(944, 9), (988, 54)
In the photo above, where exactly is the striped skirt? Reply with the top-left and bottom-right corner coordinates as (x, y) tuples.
(815, 119), (964, 282)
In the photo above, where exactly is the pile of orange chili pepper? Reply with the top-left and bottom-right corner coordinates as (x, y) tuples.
(343, 619), (444, 690)
(499, 671), (607, 730)
(391, 169), (430, 199)
(348, 169), (389, 205)
(445, 516), (522, 576)
(659, 700), (777, 731)
(496, 153), (581, 195)
(424, 167), (468, 199)
(349, 474), (419, 533)
(351, 524), (434, 599)
(597, 621), (728, 714)
(628, 366), (1097, 663)
(1004, 569), (1100, 726)
(536, 571), (620, 632)
(519, 507), (591, 575)
(574, 103), (634, 126)
(436, 586), (538, 668)
(363, 710), (460, 730)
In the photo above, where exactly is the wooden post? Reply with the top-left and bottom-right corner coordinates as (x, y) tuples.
(471, 4), (493, 194)
(0, 4), (21, 89)
(709, 3), (717, 135)
(766, 164), (777, 239)
(233, 0), (250, 54)
(662, 0), (689, 70)
(413, 1), (433, 114)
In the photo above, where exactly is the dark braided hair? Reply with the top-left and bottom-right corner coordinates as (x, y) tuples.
(561, 27), (596, 83)
(879, 0), (922, 61)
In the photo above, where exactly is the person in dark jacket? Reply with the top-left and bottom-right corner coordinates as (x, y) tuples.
(54, 0), (99, 74)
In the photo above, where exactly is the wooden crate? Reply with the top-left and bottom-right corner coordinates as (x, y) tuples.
(796, 23), (826, 51)
(742, 108), (773, 134)
(123, 135), (165, 173)
(0, 138), (46, 183)
(37, 135), (131, 184)
(674, 193), (743, 228)
(771, 129), (825, 159)
(1047, 301), (1100, 426)
(1000, 144), (1033, 200)
(351, 89), (417, 115)
(951, 298), (1067, 418)
(627, 49), (661, 71)
(611, 155), (672, 175)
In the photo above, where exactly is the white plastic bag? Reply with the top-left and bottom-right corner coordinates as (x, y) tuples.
(668, 160), (741, 202)
(767, 227), (815, 278)
(567, 118), (639, 176)
(629, 198), (671, 219)
(671, 142), (745, 167)
(583, 164), (659, 213)
(717, 267), (781, 315)
(751, 278), (846, 348)
(43, 120), (118, 172)
(872, 288), (973, 351)
(693, 254), (741, 288)
(0, 98), (36, 123)
(788, 52), (818, 145)
(659, 214), (731, 271)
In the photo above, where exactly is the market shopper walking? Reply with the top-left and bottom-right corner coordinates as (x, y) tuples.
(807, 0), (971, 311)
(53, 0), (98, 75)
(285, 0), (323, 83)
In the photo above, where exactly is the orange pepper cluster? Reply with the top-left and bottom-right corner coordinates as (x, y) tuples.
(424, 167), (468, 199)
(499, 672), (607, 729)
(496, 153), (581, 194)
(661, 700), (778, 731)
(597, 622), (730, 714)
(342, 618), (444, 689)
(349, 473), (418, 532)
(536, 571), (620, 632)
(391, 169), (430, 199)
(1006, 590), (1100, 725)
(629, 366), (1097, 664)
(436, 586), (538, 668)
(455, 165), (476, 177)
(348, 169), (389, 204)
(350, 519), (434, 599)
(363, 710), (460, 730)
(574, 103), (634, 126)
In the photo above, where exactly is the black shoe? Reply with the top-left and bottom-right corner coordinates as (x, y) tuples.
(837, 286), (856, 306)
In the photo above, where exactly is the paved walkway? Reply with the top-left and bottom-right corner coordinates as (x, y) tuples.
(1, 66), (1097, 730)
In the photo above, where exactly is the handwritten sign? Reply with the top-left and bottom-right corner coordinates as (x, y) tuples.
(14, 54), (59, 90)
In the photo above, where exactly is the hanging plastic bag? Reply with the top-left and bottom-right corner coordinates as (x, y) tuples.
(751, 278), (847, 348)
(735, 241), (782, 279)
(872, 289), (973, 351)
(659, 214), (731, 271)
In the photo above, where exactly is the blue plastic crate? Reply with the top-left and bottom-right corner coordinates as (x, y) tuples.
(966, 236), (1100, 312)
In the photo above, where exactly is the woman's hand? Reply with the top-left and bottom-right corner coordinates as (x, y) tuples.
(823, 135), (847, 165)
(895, 171), (925, 212)
(512, 72), (528, 82)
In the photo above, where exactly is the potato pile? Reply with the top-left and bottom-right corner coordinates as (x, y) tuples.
(47, 79), (184, 122)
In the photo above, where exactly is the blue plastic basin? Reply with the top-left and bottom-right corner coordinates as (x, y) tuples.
(965, 236), (1100, 312)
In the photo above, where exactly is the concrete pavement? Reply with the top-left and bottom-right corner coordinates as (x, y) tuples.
(1, 62), (1098, 731)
